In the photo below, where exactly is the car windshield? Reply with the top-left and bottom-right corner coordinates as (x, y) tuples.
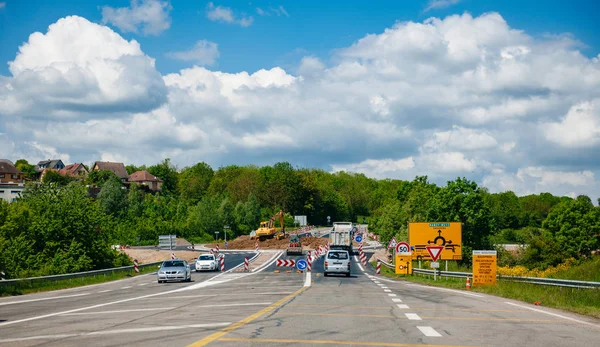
(198, 255), (213, 260)
(162, 261), (185, 267)
(327, 252), (348, 260)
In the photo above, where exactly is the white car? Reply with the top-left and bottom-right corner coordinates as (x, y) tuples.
(195, 254), (217, 272)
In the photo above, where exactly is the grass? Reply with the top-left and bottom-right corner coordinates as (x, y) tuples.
(0, 265), (157, 296)
(548, 256), (600, 282)
(374, 261), (600, 319)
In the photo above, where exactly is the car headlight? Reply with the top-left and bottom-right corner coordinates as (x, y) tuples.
(176, 270), (182, 274)
(158, 271), (165, 274)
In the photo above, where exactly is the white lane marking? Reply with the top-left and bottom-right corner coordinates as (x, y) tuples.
(376, 283), (383, 286)
(392, 298), (403, 303)
(397, 304), (410, 309)
(374, 281), (380, 284)
(383, 289), (392, 292)
(60, 308), (174, 316)
(353, 256), (359, 262)
(197, 302), (272, 308)
(417, 326), (442, 337)
(304, 271), (312, 287)
(404, 283), (484, 298)
(97, 290), (112, 294)
(156, 292), (294, 299)
(120, 286), (132, 289)
(381, 286), (388, 289)
(405, 313), (422, 320)
(0, 293), (90, 307)
(357, 263), (365, 272)
(504, 302), (600, 328)
(252, 251), (283, 273)
(138, 283), (149, 286)
(388, 294), (397, 297)
(0, 323), (232, 343)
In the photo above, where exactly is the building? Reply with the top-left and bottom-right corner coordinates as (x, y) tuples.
(0, 160), (23, 184)
(36, 159), (65, 172)
(128, 170), (162, 191)
(0, 183), (25, 203)
(60, 163), (89, 178)
(92, 161), (129, 182)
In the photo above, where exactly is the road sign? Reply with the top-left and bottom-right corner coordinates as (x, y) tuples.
(395, 241), (410, 253)
(225, 241), (229, 249)
(297, 259), (308, 271)
(473, 250), (497, 286)
(430, 261), (439, 269)
(388, 236), (397, 249)
(355, 234), (363, 243)
(408, 222), (462, 260)
(426, 246), (444, 262)
(395, 253), (412, 275)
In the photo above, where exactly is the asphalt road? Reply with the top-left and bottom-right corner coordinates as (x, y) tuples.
(1, 249), (599, 347)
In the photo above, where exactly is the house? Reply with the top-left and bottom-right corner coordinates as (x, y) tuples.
(92, 161), (129, 182)
(60, 163), (89, 178)
(0, 160), (23, 184)
(128, 170), (162, 191)
(0, 183), (25, 203)
(36, 159), (65, 172)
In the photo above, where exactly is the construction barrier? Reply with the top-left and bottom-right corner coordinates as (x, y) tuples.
(307, 253), (312, 272)
(220, 255), (225, 272)
(376, 260), (381, 275)
(216, 245), (219, 253)
(255, 242), (259, 251)
(360, 251), (367, 266)
(276, 259), (296, 267)
(244, 257), (249, 272)
(171, 253), (175, 260)
(134, 259), (139, 274)
(1, 271), (6, 280)
(466, 275), (471, 290)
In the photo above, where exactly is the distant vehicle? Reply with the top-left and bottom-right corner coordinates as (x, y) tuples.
(286, 234), (303, 255)
(328, 222), (354, 254)
(157, 260), (191, 283)
(195, 254), (218, 272)
(324, 250), (351, 277)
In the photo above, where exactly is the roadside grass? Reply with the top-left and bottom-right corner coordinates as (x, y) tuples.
(0, 265), (157, 296)
(548, 255), (600, 282)
(374, 262), (600, 319)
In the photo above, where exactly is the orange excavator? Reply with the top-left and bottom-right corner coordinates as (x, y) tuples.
(254, 210), (286, 241)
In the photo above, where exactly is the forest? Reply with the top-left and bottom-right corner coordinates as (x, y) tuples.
(1, 159), (599, 278)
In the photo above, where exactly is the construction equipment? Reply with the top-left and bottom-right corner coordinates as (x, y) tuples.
(286, 234), (303, 255)
(254, 210), (286, 241)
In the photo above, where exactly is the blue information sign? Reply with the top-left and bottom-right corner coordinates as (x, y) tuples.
(355, 234), (363, 243)
(296, 259), (307, 271)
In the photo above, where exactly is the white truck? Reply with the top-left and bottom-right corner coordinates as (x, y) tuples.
(328, 222), (354, 254)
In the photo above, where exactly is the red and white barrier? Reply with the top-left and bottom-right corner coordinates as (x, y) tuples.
(244, 257), (249, 272)
(376, 260), (381, 275)
(134, 259), (139, 273)
(360, 251), (367, 266)
(171, 253), (175, 260)
(220, 255), (225, 272)
(276, 259), (296, 267)
(209, 249), (214, 255)
(307, 253), (312, 272)
(255, 242), (259, 251)
(215, 245), (219, 253)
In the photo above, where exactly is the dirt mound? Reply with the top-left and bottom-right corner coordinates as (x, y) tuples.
(207, 234), (329, 250)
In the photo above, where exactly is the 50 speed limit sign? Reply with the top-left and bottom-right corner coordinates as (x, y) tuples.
(395, 242), (410, 253)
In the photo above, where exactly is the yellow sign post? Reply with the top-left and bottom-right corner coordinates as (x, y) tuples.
(395, 253), (412, 275)
(472, 250), (497, 286)
(408, 222), (462, 260)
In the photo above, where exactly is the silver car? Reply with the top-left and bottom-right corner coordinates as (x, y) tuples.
(324, 250), (351, 277)
(157, 260), (191, 283)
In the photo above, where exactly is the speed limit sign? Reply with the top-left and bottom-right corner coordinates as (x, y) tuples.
(395, 242), (410, 253)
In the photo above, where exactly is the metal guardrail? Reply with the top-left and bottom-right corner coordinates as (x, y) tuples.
(0, 261), (163, 285)
(412, 268), (600, 289)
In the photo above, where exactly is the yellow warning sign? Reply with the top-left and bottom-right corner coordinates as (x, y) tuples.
(408, 222), (462, 260)
(395, 253), (412, 275)
(473, 250), (497, 286)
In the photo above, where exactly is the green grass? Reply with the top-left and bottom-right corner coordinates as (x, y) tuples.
(374, 262), (600, 319)
(0, 265), (157, 296)
(548, 256), (600, 282)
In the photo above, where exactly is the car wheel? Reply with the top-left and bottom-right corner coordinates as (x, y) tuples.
(324, 272), (328, 277)
(158, 280), (163, 284)
(346, 272), (350, 277)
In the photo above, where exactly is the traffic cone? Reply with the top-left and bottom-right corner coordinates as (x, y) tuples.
(466, 275), (471, 290)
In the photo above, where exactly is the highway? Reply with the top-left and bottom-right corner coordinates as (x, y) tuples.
(1, 249), (599, 346)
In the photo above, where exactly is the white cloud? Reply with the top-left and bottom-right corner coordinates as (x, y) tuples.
(424, 0), (461, 12)
(206, 2), (253, 27)
(543, 100), (600, 148)
(423, 126), (498, 151)
(256, 6), (288, 17)
(0, 2), (6, 10)
(101, 0), (172, 35)
(332, 157), (415, 178)
(167, 40), (220, 66)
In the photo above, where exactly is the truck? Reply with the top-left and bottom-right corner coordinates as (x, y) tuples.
(328, 222), (354, 254)
(286, 234), (303, 255)
(254, 210), (286, 241)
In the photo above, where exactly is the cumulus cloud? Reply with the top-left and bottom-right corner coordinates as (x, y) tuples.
(167, 40), (220, 66)
(0, 16), (167, 119)
(206, 2), (253, 27)
(101, 0), (172, 35)
(2, 12), (600, 201)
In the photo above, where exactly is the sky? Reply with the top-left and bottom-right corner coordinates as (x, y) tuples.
(0, 0), (599, 200)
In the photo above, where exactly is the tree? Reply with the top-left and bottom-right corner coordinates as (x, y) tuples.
(148, 158), (178, 194)
(126, 164), (147, 175)
(178, 162), (214, 203)
(97, 177), (126, 217)
(484, 191), (521, 231)
(15, 159), (37, 179)
(87, 170), (120, 187)
(41, 170), (75, 186)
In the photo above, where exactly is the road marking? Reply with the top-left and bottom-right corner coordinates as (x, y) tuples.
(278, 312), (397, 318)
(138, 283), (149, 286)
(60, 308), (174, 316)
(403, 283), (484, 298)
(0, 323), (233, 343)
(392, 298), (403, 303)
(153, 292), (294, 300)
(120, 286), (132, 289)
(381, 286), (388, 289)
(0, 293), (90, 307)
(374, 281), (381, 284)
(383, 289), (392, 292)
(219, 337), (478, 346)
(397, 304), (410, 309)
(405, 313), (422, 320)
(504, 302), (600, 328)
(420, 316), (565, 322)
(376, 283), (384, 286)
(357, 263), (365, 272)
(388, 294), (397, 297)
(417, 326), (442, 337)
(304, 271), (312, 287)
(197, 302), (272, 308)
(97, 290), (112, 293)
(187, 286), (307, 347)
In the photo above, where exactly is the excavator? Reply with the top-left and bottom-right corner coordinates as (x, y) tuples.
(254, 210), (286, 241)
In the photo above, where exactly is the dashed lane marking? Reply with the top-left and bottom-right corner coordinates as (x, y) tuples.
(417, 326), (442, 337)
(392, 298), (403, 303)
(397, 304), (410, 309)
(383, 289), (392, 292)
(504, 302), (600, 328)
(388, 294), (397, 297)
(138, 283), (149, 286)
(218, 337), (480, 346)
(405, 313), (422, 320)
(97, 290), (112, 293)
(120, 286), (132, 289)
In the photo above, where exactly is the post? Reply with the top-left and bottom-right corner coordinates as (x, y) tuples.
(169, 234), (172, 252)
(446, 260), (448, 272)
(134, 259), (139, 274)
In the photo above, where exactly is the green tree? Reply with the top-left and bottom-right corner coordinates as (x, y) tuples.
(148, 158), (179, 194)
(42, 170), (75, 186)
(97, 177), (126, 217)
(15, 159), (37, 179)
(178, 162), (214, 203)
(87, 169), (120, 187)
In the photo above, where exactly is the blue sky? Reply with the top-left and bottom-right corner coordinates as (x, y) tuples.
(1, 0), (599, 76)
(1, 0), (599, 201)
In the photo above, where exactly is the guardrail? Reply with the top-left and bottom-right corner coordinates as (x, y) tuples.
(0, 261), (163, 286)
(411, 268), (600, 289)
